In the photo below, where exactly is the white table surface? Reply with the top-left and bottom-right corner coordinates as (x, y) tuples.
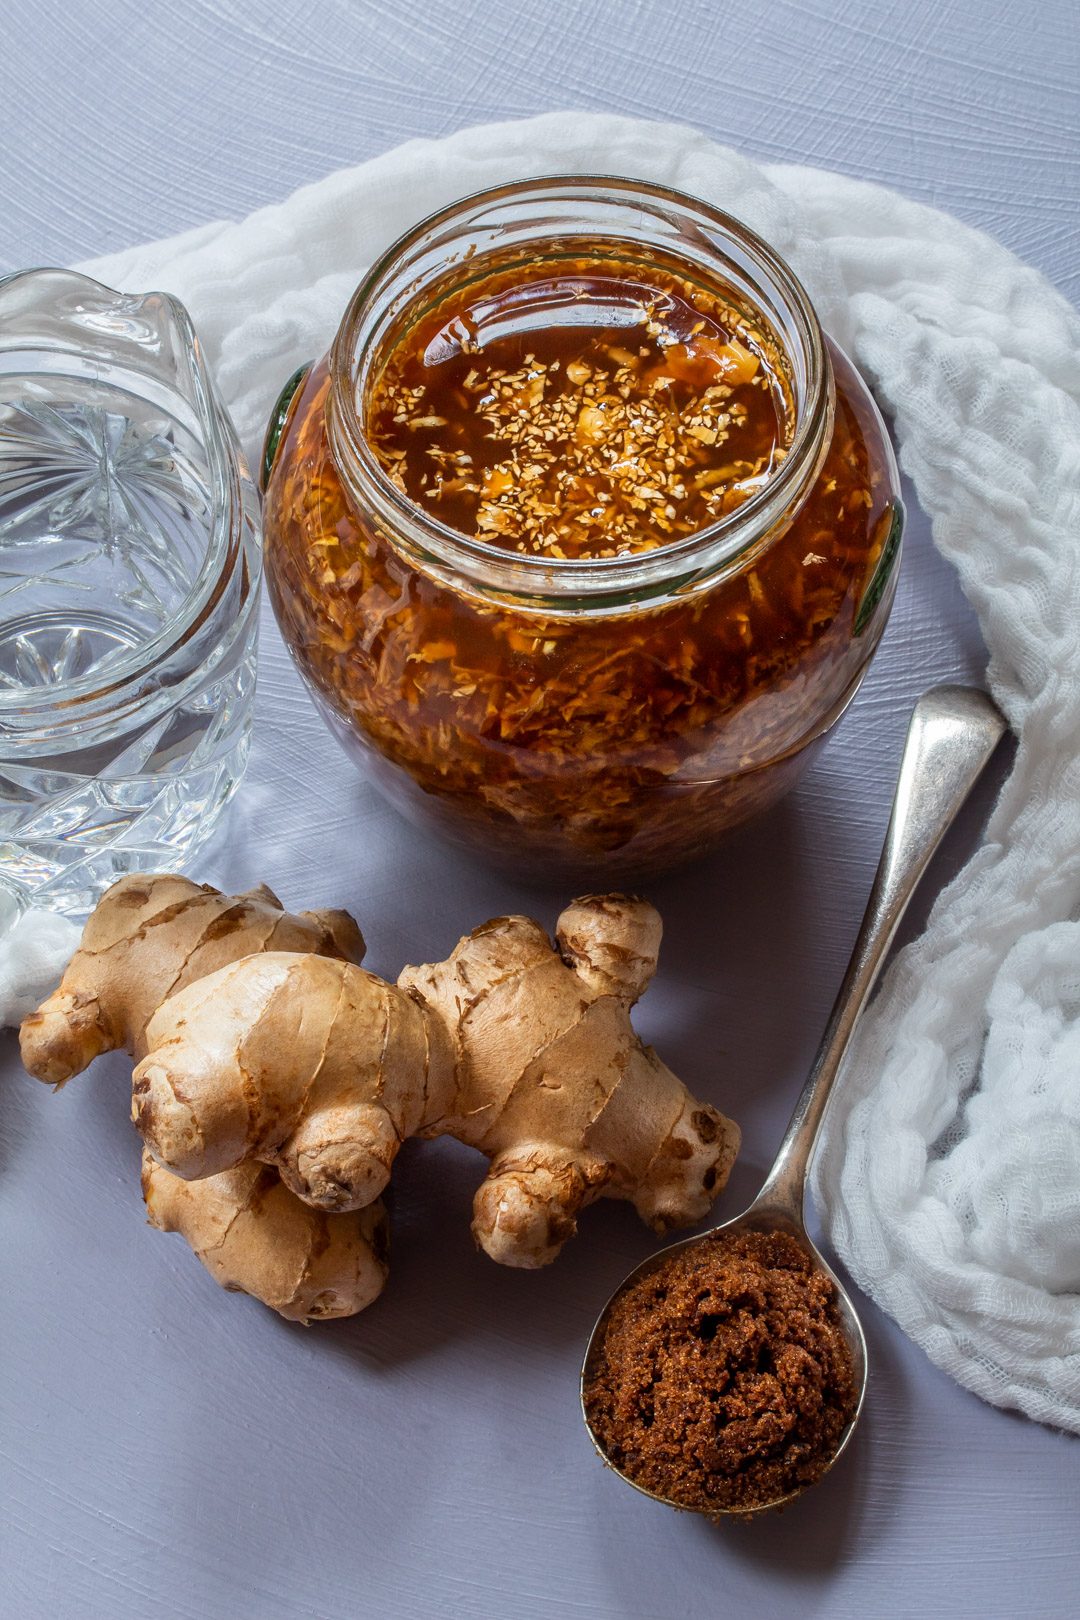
(3, 4), (1079, 1618)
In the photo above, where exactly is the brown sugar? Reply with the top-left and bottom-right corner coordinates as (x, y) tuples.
(583, 1228), (858, 1514)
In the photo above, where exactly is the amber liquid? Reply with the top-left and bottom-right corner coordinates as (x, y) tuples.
(367, 255), (791, 558)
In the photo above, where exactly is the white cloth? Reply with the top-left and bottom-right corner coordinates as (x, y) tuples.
(0, 905), (81, 1026)
(5, 112), (1079, 1430)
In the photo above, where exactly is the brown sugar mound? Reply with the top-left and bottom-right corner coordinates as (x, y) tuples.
(583, 1228), (858, 1514)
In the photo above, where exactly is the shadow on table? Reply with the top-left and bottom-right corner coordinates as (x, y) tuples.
(304, 1135), (695, 1376)
(693, 1423), (868, 1571)
(431, 791), (833, 1112)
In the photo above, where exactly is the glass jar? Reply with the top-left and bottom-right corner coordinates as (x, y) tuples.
(0, 269), (261, 916)
(263, 179), (902, 881)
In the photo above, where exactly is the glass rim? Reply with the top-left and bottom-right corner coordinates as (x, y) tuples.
(328, 174), (832, 607)
(0, 267), (245, 718)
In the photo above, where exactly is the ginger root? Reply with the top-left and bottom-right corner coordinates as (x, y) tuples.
(126, 891), (739, 1268)
(21, 875), (387, 1321)
(404, 896), (739, 1265)
(23, 878), (739, 1297)
(142, 1154), (388, 1323)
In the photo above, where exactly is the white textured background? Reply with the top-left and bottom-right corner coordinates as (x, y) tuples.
(2, 3), (1079, 1618)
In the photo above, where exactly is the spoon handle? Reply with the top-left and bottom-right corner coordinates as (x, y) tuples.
(750, 684), (1007, 1223)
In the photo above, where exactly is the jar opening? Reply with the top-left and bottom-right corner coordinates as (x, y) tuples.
(329, 177), (833, 612)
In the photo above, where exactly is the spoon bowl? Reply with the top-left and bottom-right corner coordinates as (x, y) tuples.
(581, 686), (1006, 1515)
(580, 1207), (868, 1515)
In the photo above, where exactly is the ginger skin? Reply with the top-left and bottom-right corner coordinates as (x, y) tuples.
(20, 873), (364, 1086)
(21, 876), (387, 1321)
(128, 892), (739, 1268)
(141, 1154), (388, 1323)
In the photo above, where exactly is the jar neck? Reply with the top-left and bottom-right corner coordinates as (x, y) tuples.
(328, 177), (833, 616)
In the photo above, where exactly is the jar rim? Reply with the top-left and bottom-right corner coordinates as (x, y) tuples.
(328, 175), (833, 610)
(0, 267), (246, 720)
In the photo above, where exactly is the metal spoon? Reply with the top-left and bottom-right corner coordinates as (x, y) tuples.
(581, 684), (1007, 1515)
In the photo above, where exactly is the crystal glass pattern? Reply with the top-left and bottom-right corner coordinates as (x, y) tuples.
(0, 269), (261, 915)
